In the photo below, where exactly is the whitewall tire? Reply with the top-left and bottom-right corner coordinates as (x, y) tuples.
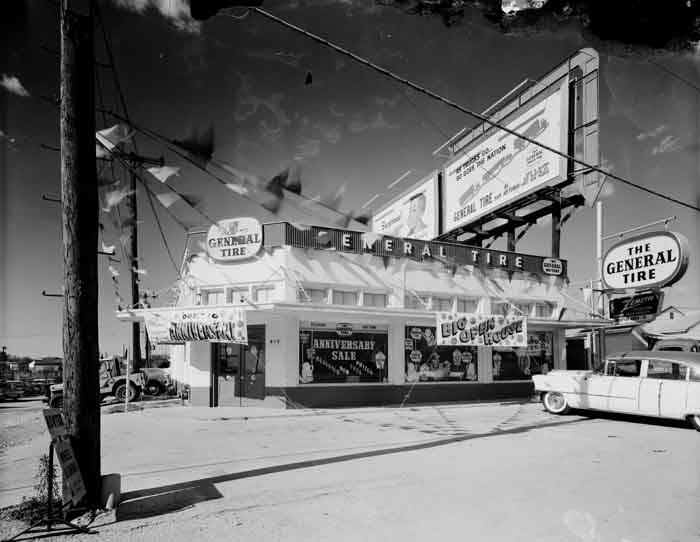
(689, 415), (700, 432)
(543, 391), (570, 415)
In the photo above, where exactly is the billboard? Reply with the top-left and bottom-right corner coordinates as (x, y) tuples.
(442, 84), (568, 233)
(371, 173), (438, 241)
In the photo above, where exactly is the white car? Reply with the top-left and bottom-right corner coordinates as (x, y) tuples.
(533, 351), (700, 431)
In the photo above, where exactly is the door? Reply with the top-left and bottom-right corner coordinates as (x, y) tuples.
(212, 325), (266, 406)
(640, 360), (688, 418)
(608, 358), (642, 413)
(580, 372), (615, 410)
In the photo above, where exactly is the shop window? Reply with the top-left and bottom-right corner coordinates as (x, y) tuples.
(493, 331), (553, 381)
(535, 302), (554, 318)
(254, 286), (275, 304)
(432, 297), (453, 312)
(228, 288), (249, 305)
(363, 293), (387, 308)
(404, 326), (478, 382)
(332, 290), (358, 306)
(299, 325), (388, 384)
(203, 289), (225, 306)
(405, 294), (428, 310)
(690, 367), (700, 382)
(457, 298), (478, 313)
(299, 288), (327, 304)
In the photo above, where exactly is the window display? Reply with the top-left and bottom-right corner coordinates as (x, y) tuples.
(299, 324), (388, 383)
(493, 331), (553, 380)
(405, 326), (478, 382)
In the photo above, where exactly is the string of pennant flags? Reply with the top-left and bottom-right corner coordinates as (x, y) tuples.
(92, 117), (577, 318)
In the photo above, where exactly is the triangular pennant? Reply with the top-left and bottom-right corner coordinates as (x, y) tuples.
(181, 193), (202, 208)
(96, 124), (133, 151)
(147, 165), (180, 183)
(155, 192), (181, 208)
(102, 187), (134, 212)
(382, 255), (391, 269)
(108, 265), (119, 277)
(173, 125), (214, 163)
(225, 182), (248, 195)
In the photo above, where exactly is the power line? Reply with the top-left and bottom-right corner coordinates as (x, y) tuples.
(248, 7), (700, 213)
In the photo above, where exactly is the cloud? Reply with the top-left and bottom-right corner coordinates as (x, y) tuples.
(1, 74), (29, 97)
(329, 104), (345, 118)
(348, 112), (398, 134)
(313, 121), (342, 144)
(652, 135), (683, 155)
(373, 94), (402, 108)
(246, 49), (306, 69)
(111, 0), (199, 33)
(258, 120), (284, 143)
(295, 138), (321, 160)
(636, 124), (667, 140)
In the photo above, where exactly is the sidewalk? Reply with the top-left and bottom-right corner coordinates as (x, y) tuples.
(0, 400), (541, 511)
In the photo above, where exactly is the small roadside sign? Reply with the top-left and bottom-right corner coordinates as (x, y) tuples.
(43, 408), (87, 506)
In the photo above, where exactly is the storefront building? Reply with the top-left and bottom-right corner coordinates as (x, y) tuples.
(123, 220), (608, 408)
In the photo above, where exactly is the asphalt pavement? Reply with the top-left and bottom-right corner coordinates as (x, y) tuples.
(1, 400), (698, 541)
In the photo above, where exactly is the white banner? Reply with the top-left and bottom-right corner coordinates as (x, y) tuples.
(144, 307), (248, 344)
(371, 174), (438, 241)
(436, 313), (527, 347)
(443, 88), (566, 233)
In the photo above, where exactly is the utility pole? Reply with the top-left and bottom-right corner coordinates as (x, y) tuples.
(123, 153), (162, 371)
(126, 168), (141, 371)
(60, 0), (100, 508)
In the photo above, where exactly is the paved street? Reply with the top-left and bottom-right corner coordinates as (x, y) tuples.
(1, 400), (698, 541)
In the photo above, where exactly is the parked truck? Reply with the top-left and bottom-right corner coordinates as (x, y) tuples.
(48, 356), (146, 409)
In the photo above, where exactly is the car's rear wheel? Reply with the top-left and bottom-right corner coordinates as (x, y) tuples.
(689, 415), (700, 432)
(543, 391), (569, 415)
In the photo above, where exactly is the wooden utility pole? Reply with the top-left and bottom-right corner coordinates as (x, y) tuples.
(126, 169), (142, 371)
(60, 0), (101, 507)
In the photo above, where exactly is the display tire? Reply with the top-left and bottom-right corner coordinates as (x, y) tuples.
(114, 382), (138, 402)
(689, 415), (700, 432)
(543, 391), (570, 415)
(50, 397), (63, 409)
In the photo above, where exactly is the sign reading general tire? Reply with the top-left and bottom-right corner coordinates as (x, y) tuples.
(602, 231), (688, 292)
(207, 217), (262, 262)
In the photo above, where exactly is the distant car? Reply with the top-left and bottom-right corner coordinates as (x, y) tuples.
(1, 380), (26, 401)
(533, 351), (700, 431)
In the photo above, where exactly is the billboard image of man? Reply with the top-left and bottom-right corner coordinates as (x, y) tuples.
(405, 192), (427, 238)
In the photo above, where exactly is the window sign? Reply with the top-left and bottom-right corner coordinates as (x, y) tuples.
(405, 326), (478, 382)
(299, 325), (388, 384)
(493, 331), (553, 381)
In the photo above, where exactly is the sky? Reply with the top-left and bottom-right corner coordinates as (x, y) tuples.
(1, 0), (699, 358)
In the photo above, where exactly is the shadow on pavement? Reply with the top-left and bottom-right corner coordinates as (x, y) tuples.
(116, 482), (223, 522)
(114, 417), (587, 522)
(573, 409), (693, 430)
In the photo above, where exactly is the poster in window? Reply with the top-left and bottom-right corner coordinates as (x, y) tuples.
(405, 326), (478, 382)
(299, 326), (388, 384)
(493, 331), (553, 380)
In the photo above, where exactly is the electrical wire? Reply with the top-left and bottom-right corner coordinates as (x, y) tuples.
(247, 7), (700, 213)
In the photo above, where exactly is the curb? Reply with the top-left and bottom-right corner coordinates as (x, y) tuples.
(151, 397), (535, 422)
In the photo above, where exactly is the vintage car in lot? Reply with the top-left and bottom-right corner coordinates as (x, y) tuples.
(533, 351), (700, 431)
